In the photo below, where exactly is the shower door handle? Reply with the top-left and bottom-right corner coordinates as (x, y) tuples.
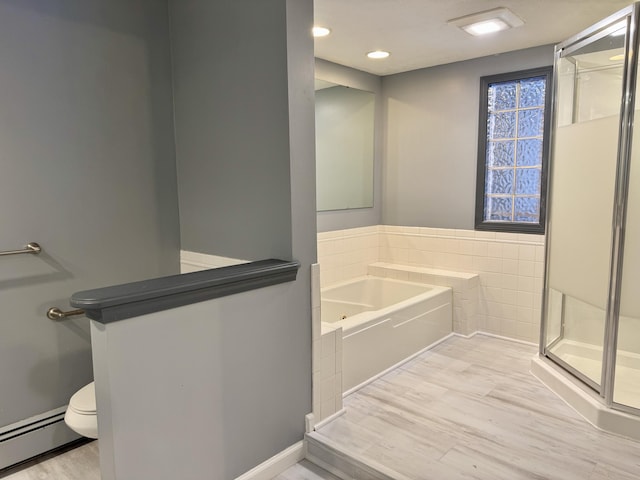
(46, 307), (86, 320)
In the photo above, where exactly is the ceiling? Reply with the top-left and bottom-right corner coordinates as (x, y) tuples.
(313, 0), (632, 76)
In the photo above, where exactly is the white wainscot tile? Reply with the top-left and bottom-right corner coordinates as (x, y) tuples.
(312, 306), (321, 340)
(472, 241), (488, 257)
(487, 243), (503, 258)
(473, 256), (488, 272)
(313, 338), (321, 374)
(485, 257), (502, 273)
(388, 248), (409, 264)
(535, 261), (545, 279)
(431, 237), (446, 252)
(321, 331), (336, 358)
(485, 315), (501, 333)
(458, 239), (474, 255)
(320, 354), (336, 381)
(444, 239), (460, 254)
(503, 259), (519, 275)
(458, 255), (474, 271)
(517, 276), (534, 293)
(320, 376), (335, 403)
(519, 244), (536, 261)
(387, 233), (408, 249)
(483, 286), (502, 302)
(502, 289), (518, 306)
(483, 273), (502, 288)
(501, 319), (518, 337)
(518, 260), (535, 277)
(516, 321), (536, 342)
(517, 306), (533, 322)
(502, 243), (519, 260)
(321, 398), (336, 419)
(475, 231), (496, 240)
(502, 304), (517, 321)
(517, 291), (533, 308)
(455, 229), (475, 238)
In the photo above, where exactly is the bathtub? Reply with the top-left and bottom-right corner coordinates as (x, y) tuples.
(321, 276), (452, 392)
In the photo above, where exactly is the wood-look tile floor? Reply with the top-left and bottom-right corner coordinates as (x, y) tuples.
(272, 459), (341, 480)
(314, 335), (640, 480)
(4, 336), (639, 480)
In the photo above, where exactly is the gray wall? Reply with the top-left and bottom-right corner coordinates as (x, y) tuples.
(171, 0), (293, 261)
(0, 0), (179, 440)
(315, 59), (383, 232)
(381, 44), (555, 229)
(81, 1), (314, 478)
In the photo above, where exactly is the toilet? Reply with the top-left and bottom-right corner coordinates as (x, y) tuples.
(64, 382), (98, 439)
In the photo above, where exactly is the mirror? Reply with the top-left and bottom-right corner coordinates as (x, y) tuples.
(315, 79), (375, 211)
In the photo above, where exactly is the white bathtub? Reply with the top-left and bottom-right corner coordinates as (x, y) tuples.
(321, 276), (452, 392)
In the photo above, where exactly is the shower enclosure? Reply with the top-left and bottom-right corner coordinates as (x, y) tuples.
(541, 3), (640, 415)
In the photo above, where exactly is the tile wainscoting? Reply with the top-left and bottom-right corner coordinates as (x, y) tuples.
(317, 226), (545, 344)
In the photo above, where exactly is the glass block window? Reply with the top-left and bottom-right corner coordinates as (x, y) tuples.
(475, 67), (552, 234)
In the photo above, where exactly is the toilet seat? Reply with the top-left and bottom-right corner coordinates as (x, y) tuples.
(65, 381), (98, 439)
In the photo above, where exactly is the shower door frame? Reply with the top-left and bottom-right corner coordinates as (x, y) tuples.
(540, 3), (640, 415)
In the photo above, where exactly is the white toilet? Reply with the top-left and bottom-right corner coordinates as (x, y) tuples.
(64, 382), (98, 439)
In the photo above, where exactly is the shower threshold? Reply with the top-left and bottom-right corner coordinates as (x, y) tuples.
(531, 351), (640, 442)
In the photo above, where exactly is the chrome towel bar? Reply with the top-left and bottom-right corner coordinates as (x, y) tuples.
(47, 307), (86, 321)
(0, 242), (42, 256)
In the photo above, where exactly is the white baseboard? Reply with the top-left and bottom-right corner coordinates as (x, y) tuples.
(313, 408), (347, 431)
(234, 441), (305, 480)
(464, 330), (538, 347)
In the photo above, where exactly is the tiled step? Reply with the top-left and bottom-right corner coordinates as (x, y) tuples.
(305, 432), (410, 480)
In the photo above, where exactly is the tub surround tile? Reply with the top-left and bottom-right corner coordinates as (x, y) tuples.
(318, 226), (545, 344)
(368, 262), (479, 336)
(314, 324), (344, 426)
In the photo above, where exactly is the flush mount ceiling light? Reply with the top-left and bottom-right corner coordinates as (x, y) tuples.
(367, 50), (390, 59)
(312, 26), (331, 37)
(448, 7), (524, 37)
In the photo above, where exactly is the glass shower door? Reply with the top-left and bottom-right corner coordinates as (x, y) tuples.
(543, 20), (627, 390)
(614, 43), (640, 410)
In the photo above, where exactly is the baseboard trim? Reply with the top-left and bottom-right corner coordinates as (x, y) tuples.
(454, 330), (537, 347)
(234, 441), (305, 480)
(313, 408), (346, 431)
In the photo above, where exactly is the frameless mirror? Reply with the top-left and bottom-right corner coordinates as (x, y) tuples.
(315, 79), (375, 211)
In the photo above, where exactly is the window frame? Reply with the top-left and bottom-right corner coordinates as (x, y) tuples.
(474, 66), (553, 234)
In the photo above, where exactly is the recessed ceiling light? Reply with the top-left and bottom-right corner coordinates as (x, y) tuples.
(367, 50), (390, 59)
(448, 7), (524, 37)
(312, 26), (331, 37)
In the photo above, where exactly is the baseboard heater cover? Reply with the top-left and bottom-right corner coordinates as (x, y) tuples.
(0, 409), (80, 470)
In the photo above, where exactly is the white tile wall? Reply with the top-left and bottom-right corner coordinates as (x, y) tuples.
(367, 262), (480, 336)
(317, 226), (545, 344)
(311, 263), (343, 425)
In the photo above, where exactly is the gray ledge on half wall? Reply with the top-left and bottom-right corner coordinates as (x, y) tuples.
(70, 259), (300, 324)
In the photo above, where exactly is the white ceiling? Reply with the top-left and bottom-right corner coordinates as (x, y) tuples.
(313, 0), (632, 76)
